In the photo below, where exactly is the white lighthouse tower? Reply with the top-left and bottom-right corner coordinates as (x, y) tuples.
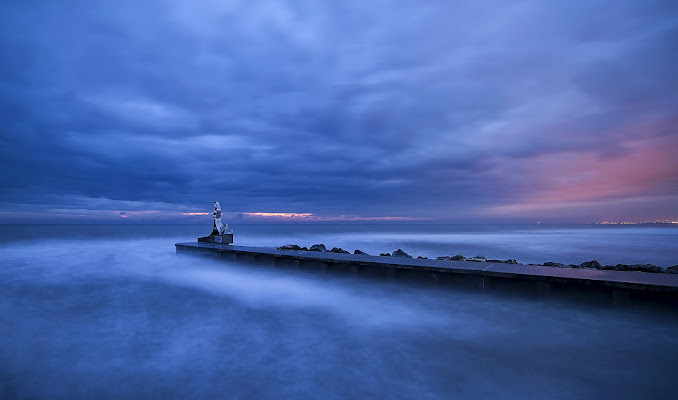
(198, 201), (234, 244)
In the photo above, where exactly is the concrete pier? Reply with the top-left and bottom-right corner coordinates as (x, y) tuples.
(175, 242), (678, 304)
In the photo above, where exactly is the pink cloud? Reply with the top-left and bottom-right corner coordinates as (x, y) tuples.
(488, 134), (678, 219)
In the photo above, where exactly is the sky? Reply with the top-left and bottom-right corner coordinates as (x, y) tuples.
(1, 0), (677, 224)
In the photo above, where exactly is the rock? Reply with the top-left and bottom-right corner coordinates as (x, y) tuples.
(300, 247), (308, 251)
(662, 267), (678, 274)
(392, 249), (413, 258)
(628, 264), (662, 273)
(437, 254), (465, 261)
(417, 256), (428, 259)
(568, 264), (579, 268)
(668, 265), (678, 271)
(380, 253), (391, 257)
(580, 260), (601, 269)
(330, 247), (350, 254)
(277, 244), (301, 250)
(466, 256), (487, 262)
(601, 265), (616, 270)
(543, 261), (565, 267)
(354, 249), (369, 255)
(487, 259), (518, 264)
(614, 264), (629, 271)
(309, 244), (327, 252)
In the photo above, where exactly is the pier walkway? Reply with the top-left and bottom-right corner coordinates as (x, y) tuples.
(175, 242), (678, 304)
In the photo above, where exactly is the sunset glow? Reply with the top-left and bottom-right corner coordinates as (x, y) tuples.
(242, 212), (430, 222)
(245, 212), (314, 218)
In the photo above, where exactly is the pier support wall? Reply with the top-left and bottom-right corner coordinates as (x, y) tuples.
(176, 243), (678, 306)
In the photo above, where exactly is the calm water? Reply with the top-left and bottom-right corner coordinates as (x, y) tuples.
(1, 224), (677, 399)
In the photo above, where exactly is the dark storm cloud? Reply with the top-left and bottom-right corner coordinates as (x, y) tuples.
(1, 0), (677, 222)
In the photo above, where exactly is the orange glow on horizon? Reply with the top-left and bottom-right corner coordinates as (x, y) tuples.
(244, 212), (430, 221)
(245, 212), (314, 218)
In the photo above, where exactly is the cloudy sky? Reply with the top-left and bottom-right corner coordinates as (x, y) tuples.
(1, 0), (677, 223)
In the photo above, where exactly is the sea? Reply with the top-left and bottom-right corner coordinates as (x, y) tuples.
(1, 223), (677, 399)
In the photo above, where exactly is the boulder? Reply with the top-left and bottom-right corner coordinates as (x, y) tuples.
(543, 261), (565, 268)
(614, 264), (629, 271)
(662, 266), (678, 274)
(309, 244), (327, 252)
(568, 264), (579, 268)
(277, 244), (301, 250)
(466, 256), (487, 262)
(417, 256), (428, 259)
(437, 255), (466, 261)
(628, 264), (662, 273)
(380, 253), (391, 257)
(330, 247), (350, 254)
(300, 247), (308, 251)
(354, 249), (369, 255)
(488, 259), (519, 264)
(601, 265), (616, 270)
(580, 260), (601, 269)
(668, 265), (678, 271)
(392, 249), (413, 258)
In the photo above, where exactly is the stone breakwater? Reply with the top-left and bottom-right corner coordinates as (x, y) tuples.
(277, 244), (678, 274)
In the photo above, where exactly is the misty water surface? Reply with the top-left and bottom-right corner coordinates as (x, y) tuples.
(1, 224), (677, 399)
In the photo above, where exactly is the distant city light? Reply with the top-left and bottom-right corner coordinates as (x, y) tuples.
(592, 220), (677, 225)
